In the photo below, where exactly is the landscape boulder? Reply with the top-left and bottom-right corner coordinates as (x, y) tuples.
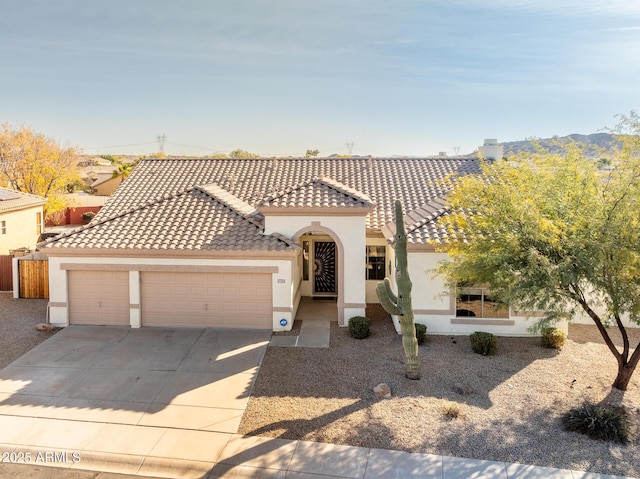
(373, 383), (392, 399)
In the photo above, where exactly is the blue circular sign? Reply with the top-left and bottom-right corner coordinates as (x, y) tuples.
(279, 318), (288, 327)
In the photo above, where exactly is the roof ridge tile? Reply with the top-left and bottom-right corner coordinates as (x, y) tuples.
(195, 183), (262, 220)
(259, 177), (315, 205)
(315, 175), (374, 206)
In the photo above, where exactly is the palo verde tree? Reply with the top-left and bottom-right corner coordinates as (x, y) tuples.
(0, 123), (79, 215)
(377, 200), (421, 380)
(436, 113), (640, 391)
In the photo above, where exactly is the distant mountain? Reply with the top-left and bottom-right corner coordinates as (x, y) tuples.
(500, 133), (619, 158)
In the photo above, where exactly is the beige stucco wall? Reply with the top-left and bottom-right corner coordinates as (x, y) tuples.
(570, 305), (638, 329)
(264, 214), (367, 324)
(388, 250), (563, 337)
(93, 176), (122, 196)
(0, 206), (43, 254)
(46, 255), (295, 330)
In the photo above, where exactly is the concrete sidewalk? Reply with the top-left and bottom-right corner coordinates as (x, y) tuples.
(0, 433), (635, 478)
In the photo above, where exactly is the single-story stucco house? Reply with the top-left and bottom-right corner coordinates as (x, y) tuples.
(41, 142), (547, 335)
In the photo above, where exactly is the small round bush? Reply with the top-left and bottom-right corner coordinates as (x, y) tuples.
(348, 316), (371, 339)
(415, 323), (427, 344)
(469, 331), (497, 356)
(541, 327), (567, 349)
(562, 402), (630, 443)
(82, 211), (96, 224)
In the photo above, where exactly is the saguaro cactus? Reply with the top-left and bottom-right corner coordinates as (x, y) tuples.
(376, 200), (421, 380)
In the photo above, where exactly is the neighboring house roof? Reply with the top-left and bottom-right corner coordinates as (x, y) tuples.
(82, 165), (118, 178)
(260, 176), (374, 209)
(41, 185), (297, 252)
(0, 187), (46, 213)
(91, 173), (120, 188)
(42, 157), (480, 251)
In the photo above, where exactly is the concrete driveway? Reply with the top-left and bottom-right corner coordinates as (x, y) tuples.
(0, 325), (271, 476)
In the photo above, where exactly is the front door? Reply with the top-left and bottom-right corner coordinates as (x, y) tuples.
(313, 241), (336, 295)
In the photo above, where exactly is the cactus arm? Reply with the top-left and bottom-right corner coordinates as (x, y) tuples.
(376, 281), (402, 316)
(381, 277), (398, 305)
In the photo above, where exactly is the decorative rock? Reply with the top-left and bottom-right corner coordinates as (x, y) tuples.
(452, 382), (474, 396)
(373, 383), (392, 398)
(36, 323), (57, 332)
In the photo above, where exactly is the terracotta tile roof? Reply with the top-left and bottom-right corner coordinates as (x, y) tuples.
(260, 176), (374, 209)
(0, 187), (46, 213)
(97, 157), (478, 232)
(43, 157), (478, 250)
(380, 197), (453, 244)
(41, 187), (296, 252)
(197, 183), (262, 219)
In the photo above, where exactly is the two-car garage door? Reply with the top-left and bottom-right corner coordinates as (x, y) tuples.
(140, 271), (272, 329)
(67, 270), (272, 329)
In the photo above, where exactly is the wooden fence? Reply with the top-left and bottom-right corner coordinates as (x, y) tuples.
(19, 260), (49, 299)
(0, 255), (12, 291)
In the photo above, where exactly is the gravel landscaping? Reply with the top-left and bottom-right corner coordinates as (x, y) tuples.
(239, 305), (640, 477)
(0, 293), (58, 369)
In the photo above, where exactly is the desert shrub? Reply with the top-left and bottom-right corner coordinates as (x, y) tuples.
(415, 323), (427, 344)
(562, 402), (630, 443)
(442, 401), (464, 420)
(541, 327), (567, 349)
(469, 331), (497, 356)
(348, 316), (371, 339)
(82, 211), (96, 224)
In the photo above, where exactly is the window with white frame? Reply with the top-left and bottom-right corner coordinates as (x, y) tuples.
(365, 245), (386, 280)
(0, 220), (5, 235)
(36, 212), (42, 235)
(456, 285), (509, 318)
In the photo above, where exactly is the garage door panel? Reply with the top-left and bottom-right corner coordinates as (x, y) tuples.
(68, 271), (130, 326)
(141, 271), (272, 328)
(222, 273), (241, 284)
(253, 288), (271, 300)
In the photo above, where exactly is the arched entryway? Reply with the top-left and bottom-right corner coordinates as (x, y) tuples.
(292, 222), (345, 324)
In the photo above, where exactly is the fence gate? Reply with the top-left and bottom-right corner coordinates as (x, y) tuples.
(0, 255), (12, 291)
(19, 260), (49, 299)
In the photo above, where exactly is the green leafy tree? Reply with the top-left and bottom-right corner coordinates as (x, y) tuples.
(140, 152), (166, 159)
(436, 113), (640, 392)
(0, 123), (80, 215)
(110, 159), (136, 182)
(305, 149), (319, 158)
(229, 149), (260, 159)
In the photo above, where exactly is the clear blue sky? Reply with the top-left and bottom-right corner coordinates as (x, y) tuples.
(2, 0), (639, 157)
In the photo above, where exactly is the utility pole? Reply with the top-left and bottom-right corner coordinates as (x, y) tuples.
(156, 134), (167, 153)
(345, 142), (354, 156)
